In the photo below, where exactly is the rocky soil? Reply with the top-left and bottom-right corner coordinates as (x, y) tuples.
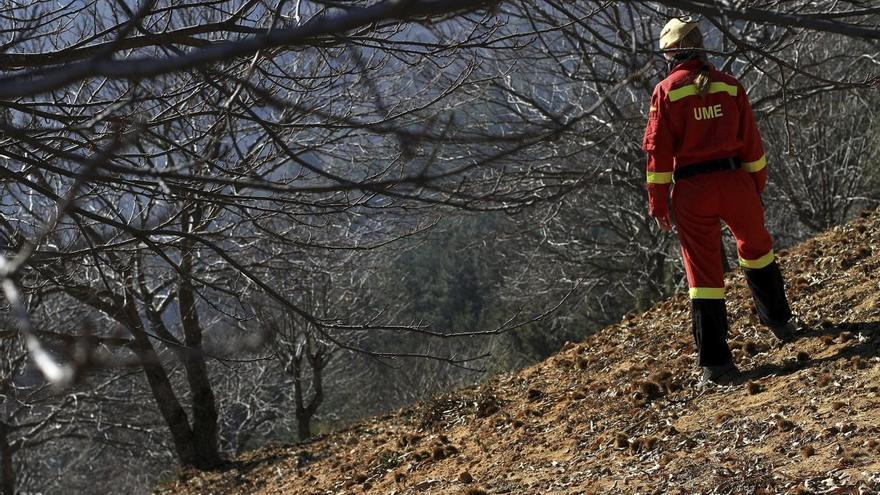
(158, 207), (880, 495)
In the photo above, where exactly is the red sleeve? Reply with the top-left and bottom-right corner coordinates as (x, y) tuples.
(643, 86), (674, 217)
(737, 84), (767, 193)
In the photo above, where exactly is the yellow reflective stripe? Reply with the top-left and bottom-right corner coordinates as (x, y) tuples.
(647, 171), (673, 184)
(689, 287), (725, 299)
(708, 82), (738, 97)
(668, 85), (697, 102)
(743, 155), (766, 173)
(667, 82), (739, 102)
(739, 250), (775, 269)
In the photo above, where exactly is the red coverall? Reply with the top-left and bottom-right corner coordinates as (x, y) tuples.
(643, 58), (791, 366)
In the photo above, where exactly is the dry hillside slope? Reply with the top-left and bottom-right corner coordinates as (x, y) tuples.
(159, 208), (880, 495)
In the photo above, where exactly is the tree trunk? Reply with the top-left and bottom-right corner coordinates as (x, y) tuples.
(178, 242), (221, 468)
(296, 411), (312, 442)
(131, 333), (199, 465)
(293, 350), (325, 441)
(123, 300), (202, 466)
(0, 422), (15, 495)
(65, 282), (203, 467)
(291, 356), (309, 441)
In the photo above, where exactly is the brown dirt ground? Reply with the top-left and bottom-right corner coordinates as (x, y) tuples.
(157, 208), (880, 495)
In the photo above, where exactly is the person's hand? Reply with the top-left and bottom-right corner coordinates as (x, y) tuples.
(654, 214), (672, 232)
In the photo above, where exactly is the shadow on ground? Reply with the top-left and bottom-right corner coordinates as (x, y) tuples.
(744, 320), (880, 381)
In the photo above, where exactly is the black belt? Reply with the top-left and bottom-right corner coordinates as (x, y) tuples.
(673, 156), (741, 181)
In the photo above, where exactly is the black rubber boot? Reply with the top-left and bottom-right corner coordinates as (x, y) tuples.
(742, 260), (792, 327)
(691, 298), (734, 367)
(701, 362), (741, 386)
(768, 320), (797, 343)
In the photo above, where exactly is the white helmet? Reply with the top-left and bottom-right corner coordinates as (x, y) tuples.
(659, 16), (699, 51)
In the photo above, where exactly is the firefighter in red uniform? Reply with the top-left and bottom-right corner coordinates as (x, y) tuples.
(643, 17), (797, 385)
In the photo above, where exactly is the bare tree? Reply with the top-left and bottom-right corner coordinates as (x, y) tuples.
(0, 1), (878, 493)
(249, 250), (377, 441)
